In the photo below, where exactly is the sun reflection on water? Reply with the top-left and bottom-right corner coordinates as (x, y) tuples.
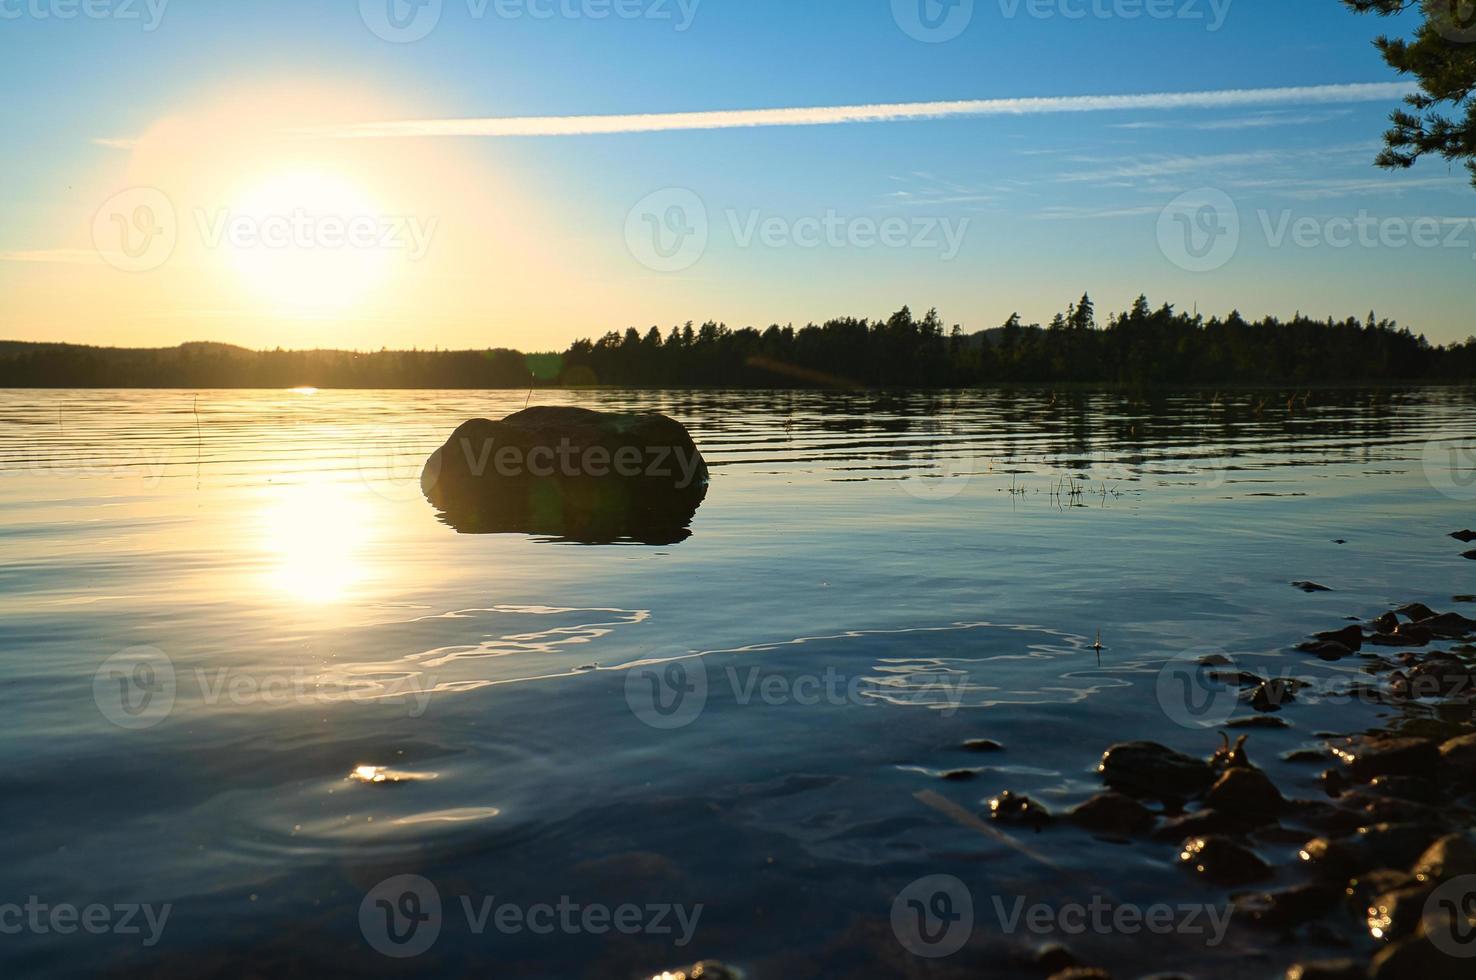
(261, 477), (371, 603)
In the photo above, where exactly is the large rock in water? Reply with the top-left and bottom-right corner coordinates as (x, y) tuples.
(421, 407), (708, 544)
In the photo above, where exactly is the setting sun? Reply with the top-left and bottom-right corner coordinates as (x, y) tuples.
(221, 170), (394, 315)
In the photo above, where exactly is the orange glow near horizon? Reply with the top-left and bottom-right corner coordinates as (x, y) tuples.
(1, 82), (602, 353)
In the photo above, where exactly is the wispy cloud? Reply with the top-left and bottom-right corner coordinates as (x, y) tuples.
(1113, 109), (1356, 132)
(289, 82), (1416, 140)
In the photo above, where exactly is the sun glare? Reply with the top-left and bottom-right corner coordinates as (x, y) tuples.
(225, 170), (392, 315)
(260, 477), (371, 604)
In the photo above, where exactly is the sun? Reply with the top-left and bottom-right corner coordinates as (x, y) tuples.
(223, 170), (394, 315)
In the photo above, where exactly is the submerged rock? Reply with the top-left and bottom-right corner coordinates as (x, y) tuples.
(1099, 741), (1213, 799)
(1298, 640), (1355, 662)
(962, 738), (1004, 752)
(987, 790), (1053, 831)
(1247, 678), (1300, 712)
(1293, 581), (1333, 593)
(1451, 530), (1476, 544)
(421, 407), (708, 544)
(1312, 625), (1364, 650)
(1228, 715), (1290, 729)
(1396, 603), (1439, 622)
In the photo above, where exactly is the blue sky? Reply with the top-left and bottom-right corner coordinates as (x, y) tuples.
(2, 0), (1471, 350)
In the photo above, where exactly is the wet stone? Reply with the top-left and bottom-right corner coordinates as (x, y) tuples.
(1246, 678), (1299, 712)
(1313, 625), (1364, 650)
(1284, 960), (1367, 980)
(1370, 625), (1433, 647)
(1365, 882), (1436, 943)
(1098, 741), (1214, 799)
(1228, 715), (1290, 730)
(1205, 767), (1285, 815)
(1298, 640), (1355, 661)
(1236, 883), (1341, 929)
(1411, 831), (1476, 882)
(1371, 612), (1399, 634)
(1331, 736), (1439, 781)
(1178, 834), (1273, 886)
(1397, 603), (1439, 622)
(1371, 933), (1474, 980)
(1067, 792), (1155, 836)
(1153, 807), (1267, 841)
(988, 790), (1052, 831)
(1282, 748), (1327, 763)
(1438, 732), (1476, 774)
(962, 738), (1004, 752)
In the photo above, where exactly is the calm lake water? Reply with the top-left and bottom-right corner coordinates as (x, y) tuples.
(2, 387), (1474, 979)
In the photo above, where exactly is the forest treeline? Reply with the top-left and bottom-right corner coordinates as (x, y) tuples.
(3, 295), (1473, 389)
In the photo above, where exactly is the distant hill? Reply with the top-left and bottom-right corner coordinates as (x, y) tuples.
(3, 297), (1472, 388)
